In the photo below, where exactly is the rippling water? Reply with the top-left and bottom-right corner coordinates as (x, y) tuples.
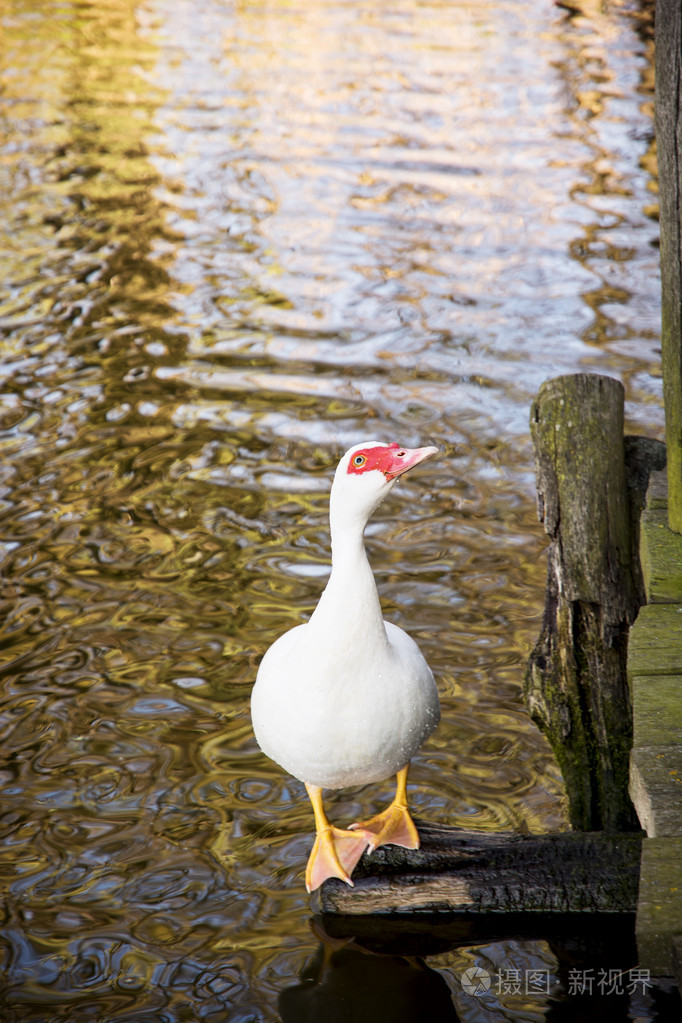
(0, 0), (670, 1019)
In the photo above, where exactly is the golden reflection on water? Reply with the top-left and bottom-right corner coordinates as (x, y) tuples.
(0, 0), (666, 1019)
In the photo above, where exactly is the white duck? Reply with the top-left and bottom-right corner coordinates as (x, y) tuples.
(251, 441), (440, 891)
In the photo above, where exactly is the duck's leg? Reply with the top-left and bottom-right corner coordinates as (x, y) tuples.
(349, 765), (420, 851)
(304, 783), (371, 892)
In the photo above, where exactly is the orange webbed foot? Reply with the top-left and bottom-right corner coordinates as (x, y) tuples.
(349, 801), (420, 851)
(305, 826), (370, 892)
(348, 765), (420, 852)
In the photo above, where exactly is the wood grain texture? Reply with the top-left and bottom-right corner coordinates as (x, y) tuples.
(311, 823), (641, 916)
(524, 374), (657, 831)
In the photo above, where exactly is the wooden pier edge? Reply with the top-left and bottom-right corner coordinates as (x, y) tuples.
(628, 0), (682, 986)
(310, 374), (676, 985)
(311, 824), (641, 917)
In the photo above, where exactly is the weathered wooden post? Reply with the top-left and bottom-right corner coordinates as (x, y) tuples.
(525, 374), (664, 833)
(656, 0), (682, 533)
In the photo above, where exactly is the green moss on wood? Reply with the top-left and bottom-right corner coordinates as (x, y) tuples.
(631, 674), (682, 748)
(630, 746), (682, 837)
(628, 605), (682, 677)
(635, 837), (682, 974)
(645, 469), (670, 512)
(640, 509), (682, 603)
(526, 375), (643, 832)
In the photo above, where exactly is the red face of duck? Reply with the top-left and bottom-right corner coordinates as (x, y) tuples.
(346, 442), (438, 482)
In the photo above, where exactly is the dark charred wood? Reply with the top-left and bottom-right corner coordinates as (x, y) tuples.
(310, 822), (641, 917)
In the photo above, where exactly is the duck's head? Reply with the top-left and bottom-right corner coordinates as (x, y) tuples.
(329, 441), (438, 535)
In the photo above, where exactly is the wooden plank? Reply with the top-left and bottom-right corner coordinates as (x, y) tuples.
(310, 824), (641, 916)
(630, 745), (682, 837)
(636, 837), (682, 975)
(628, 605), (682, 677)
(631, 674), (682, 749)
(646, 468), (671, 511)
(640, 509), (682, 603)
(630, 468), (682, 983)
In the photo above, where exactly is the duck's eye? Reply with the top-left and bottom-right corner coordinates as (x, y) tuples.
(352, 454), (367, 468)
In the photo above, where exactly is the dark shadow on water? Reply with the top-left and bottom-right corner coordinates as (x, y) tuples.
(277, 914), (681, 1023)
(278, 928), (458, 1023)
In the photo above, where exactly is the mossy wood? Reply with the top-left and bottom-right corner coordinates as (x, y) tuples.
(628, 470), (682, 979)
(525, 374), (665, 832)
(656, 0), (682, 533)
(311, 823), (641, 916)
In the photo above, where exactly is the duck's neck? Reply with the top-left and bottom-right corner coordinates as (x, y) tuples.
(309, 506), (386, 640)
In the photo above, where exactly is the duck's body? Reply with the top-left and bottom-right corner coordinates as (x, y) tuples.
(251, 441), (440, 890)
(252, 561), (438, 791)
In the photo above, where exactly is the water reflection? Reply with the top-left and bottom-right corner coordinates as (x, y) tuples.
(279, 913), (658, 1023)
(0, 0), (668, 1018)
(279, 935), (458, 1023)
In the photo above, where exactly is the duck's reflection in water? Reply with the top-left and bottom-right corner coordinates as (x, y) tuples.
(278, 922), (458, 1023)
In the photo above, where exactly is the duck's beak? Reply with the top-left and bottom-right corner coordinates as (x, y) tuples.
(385, 445), (438, 481)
